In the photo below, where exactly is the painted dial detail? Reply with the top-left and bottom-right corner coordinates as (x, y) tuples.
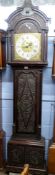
(14, 33), (41, 61)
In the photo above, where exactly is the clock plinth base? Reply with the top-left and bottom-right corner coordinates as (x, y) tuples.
(6, 136), (46, 174)
(6, 165), (47, 175)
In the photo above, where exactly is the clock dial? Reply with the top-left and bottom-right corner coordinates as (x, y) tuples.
(14, 33), (41, 61)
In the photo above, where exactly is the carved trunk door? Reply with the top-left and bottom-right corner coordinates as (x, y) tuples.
(14, 68), (42, 137)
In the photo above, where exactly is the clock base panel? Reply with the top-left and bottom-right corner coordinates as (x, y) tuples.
(6, 137), (46, 174)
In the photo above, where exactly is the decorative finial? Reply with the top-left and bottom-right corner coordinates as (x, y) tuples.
(24, 0), (32, 7)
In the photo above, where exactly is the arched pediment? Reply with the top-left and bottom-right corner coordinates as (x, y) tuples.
(7, 0), (49, 66)
(7, 0), (49, 32)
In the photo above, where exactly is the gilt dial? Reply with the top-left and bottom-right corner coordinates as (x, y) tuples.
(14, 33), (41, 61)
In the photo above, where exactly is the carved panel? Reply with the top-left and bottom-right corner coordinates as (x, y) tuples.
(25, 146), (44, 168)
(14, 69), (42, 135)
(8, 144), (25, 166)
(7, 138), (45, 168)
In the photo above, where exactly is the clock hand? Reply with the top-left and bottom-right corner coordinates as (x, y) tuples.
(23, 43), (32, 49)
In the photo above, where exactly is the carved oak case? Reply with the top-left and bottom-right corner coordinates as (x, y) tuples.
(6, 0), (48, 174)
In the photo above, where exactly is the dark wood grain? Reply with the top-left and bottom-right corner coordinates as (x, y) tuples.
(7, 138), (45, 172)
(13, 68), (42, 137)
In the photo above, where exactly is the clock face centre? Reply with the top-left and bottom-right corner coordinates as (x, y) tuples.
(21, 41), (33, 52)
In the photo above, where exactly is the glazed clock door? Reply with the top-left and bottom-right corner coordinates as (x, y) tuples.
(14, 69), (42, 137)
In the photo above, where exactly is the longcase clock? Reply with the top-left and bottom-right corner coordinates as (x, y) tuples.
(6, 0), (49, 174)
